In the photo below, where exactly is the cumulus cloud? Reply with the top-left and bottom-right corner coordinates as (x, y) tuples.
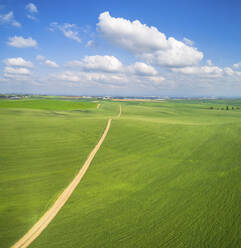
(147, 75), (165, 83)
(53, 69), (165, 90)
(141, 39), (203, 67)
(64, 55), (165, 87)
(3, 67), (32, 81)
(66, 55), (123, 72)
(67, 56), (159, 78)
(25, 3), (38, 13)
(56, 71), (80, 82)
(26, 14), (36, 20)
(58, 54), (166, 88)
(172, 65), (223, 78)
(45, 59), (59, 68)
(183, 37), (194, 46)
(66, 55), (162, 79)
(54, 70), (130, 86)
(223, 67), (234, 76)
(223, 67), (241, 77)
(233, 62), (241, 69)
(82, 55), (122, 72)
(0, 11), (21, 27)
(49, 22), (81, 43)
(127, 62), (157, 76)
(4, 57), (33, 68)
(97, 12), (203, 67)
(86, 40), (94, 47)
(172, 64), (241, 79)
(25, 3), (38, 20)
(97, 12), (167, 53)
(235, 71), (241, 76)
(206, 59), (213, 66)
(4, 66), (31, 75)
(36, 55), (59, 68)
(7, 36), (37, 48)
(36, 55), (45, 61)
(65, 60), (82, 67)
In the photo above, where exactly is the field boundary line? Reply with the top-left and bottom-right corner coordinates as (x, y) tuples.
(11, 118), (112, 248)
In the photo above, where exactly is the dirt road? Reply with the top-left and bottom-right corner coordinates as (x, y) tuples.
(11, 119), (112, 248)
(117, 105), (122, 118)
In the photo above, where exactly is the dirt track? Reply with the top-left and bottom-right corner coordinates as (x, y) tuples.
(11, 119), (112, 248)
(117, 105), (122, 118)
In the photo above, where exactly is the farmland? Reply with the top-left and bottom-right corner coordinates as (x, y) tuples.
(1, 98), (241, 248)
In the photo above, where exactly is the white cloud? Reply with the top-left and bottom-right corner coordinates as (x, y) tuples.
(12, 21), (21, 27)
(36, 55), (45, 61)
(172, 63), (241, 81)
(7, 36), (37, 48)
(57, 71), (80, 82)
(0, 11), (13, 22)
(4, 57), (33, 68)
(4, 66), (31, 75)
(206, 59), (213, 66)
(235, 71), (241, 76)
(97, 12), (203, 67)
(141, 38), (203, 67)
(54, 70), (130, 86)
(49, 22), (81, 43)
(65, 60), (82, 67)
(25, 3), (38, 20)
(66, 55), (158, 77)
(147, 75), (165, 83)
(57, 55), (166, 88)
(82, 55), (122, 72)
(53, 69), (165, 90)
(45, 59), (59, 68)
(172, 65), (223, 77)
(233, 62), (241, 69)
(36, 56), (58, 68)
(26, 14), (37, 21)
(223, 67), (234, 76)
(97, 12), (167, 53)
(223, 67), (241, 77)
(66, 55), (123, 72)
(183, 37), (194, 46)
(25, 3), (38, 13)
(86, 40), (94, 47)
(127, 62), (157, 76)
(0, 11), (21, 27)
(64, 55), (165, 87)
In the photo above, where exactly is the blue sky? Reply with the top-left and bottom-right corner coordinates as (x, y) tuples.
(1, 0), (241, 96)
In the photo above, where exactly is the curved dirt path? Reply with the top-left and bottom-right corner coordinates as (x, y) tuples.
(117, 104), (122, 118)
(11, 119), (112, 248)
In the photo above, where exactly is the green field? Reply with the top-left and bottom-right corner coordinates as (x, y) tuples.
(0, 99), (97, 111)
(1, 98), (241, 247)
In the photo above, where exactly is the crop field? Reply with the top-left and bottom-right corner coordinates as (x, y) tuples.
(1, 98), (241, 248)
(0, 99), (97, 111)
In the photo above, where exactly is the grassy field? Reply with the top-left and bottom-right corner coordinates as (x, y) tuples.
(0, 99), (97, 111)
(1, 98), (241, 247)
(0, 99), (119, 247)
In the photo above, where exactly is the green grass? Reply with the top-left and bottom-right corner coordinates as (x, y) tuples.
(1, 99), (241, 247)
(0, 100), (116, 247)
(0, 99), (97, 111)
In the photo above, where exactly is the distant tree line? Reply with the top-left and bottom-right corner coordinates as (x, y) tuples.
(209, 106), (240, 110)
